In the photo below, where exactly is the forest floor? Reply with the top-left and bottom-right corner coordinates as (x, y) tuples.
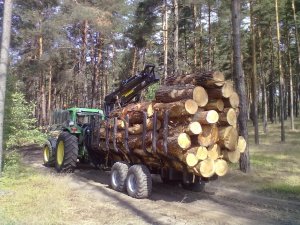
(1, 120), (300, 225)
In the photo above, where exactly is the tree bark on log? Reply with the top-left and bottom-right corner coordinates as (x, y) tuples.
(192, 110), (219, 124)
(110, 101), (154, 118)
(218, 108), (237, 126)
(206, 80), (234, 99)
(204, 99), (224, 111)
(127, 132), (154, 149)
(197, 125), (219, 147)
(165, 71), (225, 87)
(195, 71), (225, 88)
(153, 99), (198, 118)
(155, 85), (194, 102)
(218, 126), (238, 151)
(165, 74), (198, 85)
(223, 91), (240, 108)
(128, 119), (162, 134)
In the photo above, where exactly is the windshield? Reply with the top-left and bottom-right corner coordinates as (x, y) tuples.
(76, 113), (99, 125)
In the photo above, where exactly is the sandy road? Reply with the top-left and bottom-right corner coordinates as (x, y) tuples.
(20, 145), (300, 225)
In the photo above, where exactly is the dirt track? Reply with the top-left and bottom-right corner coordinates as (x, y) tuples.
(20, 145), (300, 225)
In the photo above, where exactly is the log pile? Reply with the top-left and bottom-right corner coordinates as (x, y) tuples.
(100, 71), (247, 179)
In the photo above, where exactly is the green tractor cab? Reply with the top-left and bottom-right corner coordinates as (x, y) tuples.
(43, 107), (105, 172)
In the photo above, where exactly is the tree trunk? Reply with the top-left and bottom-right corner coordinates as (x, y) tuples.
(231, 0), (250, 172)
(173, 0), (179, 75)
(0, 0), (13, 175)
(163, 0), (168, 82)
(131, 47), (137, 76)
(81, 20), (88, 107)
(250, 0), (259, 144)
(48, 65), (52, 125)
(199, 4), (203, 69)
(275, 0), (285, 142)
(268, 23), (276, 123)
(292, 0), (300, 118)
(192, 3), (197, 70)
(258, 16), (268, 134)
(208, 2), (212, 70)
(287, 28), (295, 130)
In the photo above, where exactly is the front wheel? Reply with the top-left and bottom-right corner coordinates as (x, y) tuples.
(126, 165), (152, 199)
(55, 132), (78, 172)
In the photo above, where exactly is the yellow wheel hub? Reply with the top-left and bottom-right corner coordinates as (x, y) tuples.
(57, 141), (65, 166)
(43, 146), (50, 163)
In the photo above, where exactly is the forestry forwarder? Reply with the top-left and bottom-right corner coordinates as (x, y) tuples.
(43, 65), (207, 198)
(43, 65), (158, 172)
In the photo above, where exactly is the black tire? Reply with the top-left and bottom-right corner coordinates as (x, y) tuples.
(43, 138), (57, 167)
(111, 162), (130, 192)
(182, 180), (205, 192)
(126, 165), (152, 199)
(55, 132), (78, 173)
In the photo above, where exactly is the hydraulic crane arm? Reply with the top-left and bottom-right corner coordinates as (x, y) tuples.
(104, 64), (159, 116)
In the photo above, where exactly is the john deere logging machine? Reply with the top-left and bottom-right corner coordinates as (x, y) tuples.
(43, 65), (206, 198)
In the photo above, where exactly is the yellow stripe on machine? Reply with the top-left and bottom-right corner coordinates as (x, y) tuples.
(123, 89), (134, 97)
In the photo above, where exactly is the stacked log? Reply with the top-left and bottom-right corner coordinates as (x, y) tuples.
(99, 70), (246, 179)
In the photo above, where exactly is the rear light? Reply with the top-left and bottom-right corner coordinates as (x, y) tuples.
(71, 127), (78, 132)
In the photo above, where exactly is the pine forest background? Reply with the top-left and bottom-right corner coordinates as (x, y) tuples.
(1, 0), (300, 144)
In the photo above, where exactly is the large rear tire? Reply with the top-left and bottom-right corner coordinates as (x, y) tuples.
(111, 162), (130, 192)
(55, 132), (78, 172)
(126, 165), (152, 199)
(43, 138), (57, 167)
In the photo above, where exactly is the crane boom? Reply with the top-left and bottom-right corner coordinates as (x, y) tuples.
(104, 64), (159, 116)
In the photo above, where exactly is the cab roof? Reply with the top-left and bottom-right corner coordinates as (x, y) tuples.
(67, 107), (103, 114)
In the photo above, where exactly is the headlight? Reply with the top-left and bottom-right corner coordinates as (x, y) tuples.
(69, 121), (75, 126)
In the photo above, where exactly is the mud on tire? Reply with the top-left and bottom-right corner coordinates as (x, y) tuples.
(126, 165), (152, 199)
(111, 162), (130, 192)
(55, 132), (78, 172)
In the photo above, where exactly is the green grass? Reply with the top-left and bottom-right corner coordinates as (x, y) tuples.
(222, 117), (300, 200)
(0, 152), (89, 225)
